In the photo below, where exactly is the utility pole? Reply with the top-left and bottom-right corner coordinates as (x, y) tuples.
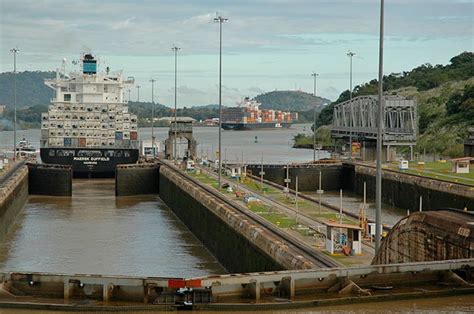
(347, 51), (356, 160)
(214, 14), (229, 188)
(10, 47), (19, 161)
(150, 78), (156, 157)
(375, 0), (385, 252)
(172, 46), (180, 162)
(311, 71), (319, 162)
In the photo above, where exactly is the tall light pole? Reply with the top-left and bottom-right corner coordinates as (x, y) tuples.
(10, 47), (19, 161)
(136, 85), (141, 133)
(172, 46), (180, 162)
(150, 78), (156, 157)
(375, 0), (385, 252)
(214, 14), (228, 188)
(347, 51), (356, 160)
(311, 71), (319, 162)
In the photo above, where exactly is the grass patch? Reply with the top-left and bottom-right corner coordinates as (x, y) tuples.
(386, 161), (474, 185)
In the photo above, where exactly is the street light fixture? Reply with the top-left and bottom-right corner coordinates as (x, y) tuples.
(150, 78), (156, 157)
(375, 0), (385, 252)
(10, 47), (19, 161)
(172, 46), (180, 162)
(214, 14), (229, 188)
(311, 71), (319, 162)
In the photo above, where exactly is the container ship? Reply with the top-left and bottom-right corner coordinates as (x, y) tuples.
(39, 53), (139, 177)
(221, 97), (298, 130)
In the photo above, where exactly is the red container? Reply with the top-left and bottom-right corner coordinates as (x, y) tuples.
(78, 138), (86, 147)
(130, 131), (138, 140)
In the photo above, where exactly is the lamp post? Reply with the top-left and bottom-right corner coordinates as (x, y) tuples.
(150, 78), (156, 157)
(172, 46), (180, 162)
(347, 51), (355, 160)
(311, 71), (319, 162)
(136, 85), (141, 132)
(375, 0), (385, 252)
(214, 14), (228, 188)
(10, 47), (19, 161)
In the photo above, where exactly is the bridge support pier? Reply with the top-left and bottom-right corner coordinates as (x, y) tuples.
(279, 276), (295, 299)
(248, 279), (260, 301)
(63, 281), (74, 299)
(103, 283), (114, 301)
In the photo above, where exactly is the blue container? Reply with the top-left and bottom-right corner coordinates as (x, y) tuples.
(115, 131), (123, 140)
(64, 138), (72, 147)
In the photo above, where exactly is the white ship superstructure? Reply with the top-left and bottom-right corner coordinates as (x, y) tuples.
(40, 53), (140, 176)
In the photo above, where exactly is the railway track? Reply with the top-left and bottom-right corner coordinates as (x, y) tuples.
(160, 160), (339, 269)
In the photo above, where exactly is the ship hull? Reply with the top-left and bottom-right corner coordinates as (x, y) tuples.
(40, 148), (139, 178)
(221, 122), (292, 130)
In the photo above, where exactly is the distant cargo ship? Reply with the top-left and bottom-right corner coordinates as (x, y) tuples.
(39, 53), (139, 177)
(221, 97), (297, 130)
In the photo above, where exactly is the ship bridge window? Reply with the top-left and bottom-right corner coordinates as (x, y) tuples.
(64, 94), (71, 101)
(78, 150), (102, 157)
(124, 150), (130, 157)
(49, 150), (56, 157)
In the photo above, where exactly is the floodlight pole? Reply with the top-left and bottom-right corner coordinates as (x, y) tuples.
(150, 78), (156, 157)
(347, 51), (355, 160)
(311, 72), (319, 162)
(10, 47), (19, 161)
(136, 85), (141, 133)
(172, 46), (180, 162)
(214, 14), (228, 188)
(375, 0), (385, 252)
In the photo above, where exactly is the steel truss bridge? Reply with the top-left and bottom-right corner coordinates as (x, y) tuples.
(331, 95), (417, 146)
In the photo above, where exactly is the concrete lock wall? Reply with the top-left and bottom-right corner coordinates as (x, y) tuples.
(158, 167), (285, 273)
(0, 165), (28, 242)
(115, 164), (159, 196)
(344, 164), (474, 212)
(246, 165), (343, 191)
(28, 164), (72, 196)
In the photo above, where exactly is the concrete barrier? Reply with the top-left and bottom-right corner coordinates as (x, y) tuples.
(0, 259), (472, 311)
(0, 164), (28, 242)
(27, 163), (72, 196)
(115, 163), (159, 196)
(345, 163), (474, 212)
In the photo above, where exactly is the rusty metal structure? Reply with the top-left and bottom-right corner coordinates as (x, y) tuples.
(373, 210), (474, 265)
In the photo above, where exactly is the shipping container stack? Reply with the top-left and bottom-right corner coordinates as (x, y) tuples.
(41, 103), (138, 150)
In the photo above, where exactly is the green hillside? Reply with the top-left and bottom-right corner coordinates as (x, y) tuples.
(254, 90), (330, 112)
(300, 51), (474, 158)
(0, 71), (55, 107)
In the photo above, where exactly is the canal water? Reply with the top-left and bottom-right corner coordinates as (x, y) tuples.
(0, 179), (224, 277)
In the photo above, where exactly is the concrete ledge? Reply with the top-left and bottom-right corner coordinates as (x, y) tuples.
(0, 165), (28, 242)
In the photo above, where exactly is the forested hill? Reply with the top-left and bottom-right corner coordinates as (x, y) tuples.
(254, 90), (331, 112)
(316, 51), (473, 127)
(0, 71), (55, 107)
(310, 51), (473, 158)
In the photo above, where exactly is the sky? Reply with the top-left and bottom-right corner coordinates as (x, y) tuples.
(0, 0), (473, 107)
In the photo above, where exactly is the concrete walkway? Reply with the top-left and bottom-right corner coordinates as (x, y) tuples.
(194, 166), (375, 267)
